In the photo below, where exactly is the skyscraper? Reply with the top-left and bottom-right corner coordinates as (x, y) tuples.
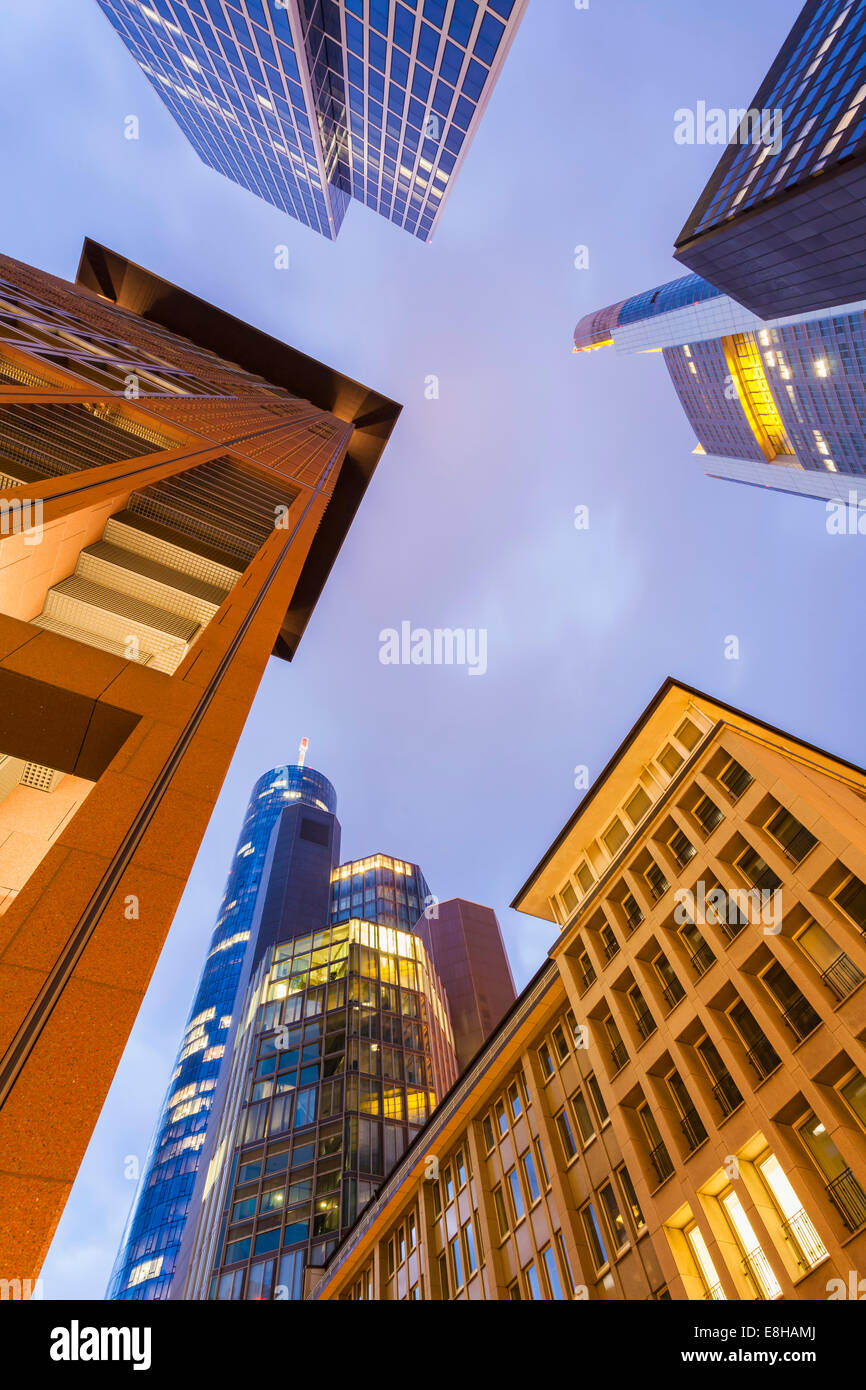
(92, 0), (528, 242)
(0, 239), (400, 1287)
(306, 680), (866, 1303)
(107, 760), (341, 1299)
(674, 0), (866, 318)
(574, 271), (866, 504)
(108, 756), (515, 1299)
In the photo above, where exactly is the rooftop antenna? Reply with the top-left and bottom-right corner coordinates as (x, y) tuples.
(297, 737), (309, 768)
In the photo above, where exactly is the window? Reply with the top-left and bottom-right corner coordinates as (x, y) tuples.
(645, 859), (670, 900)
(493, 1185), (509, 1238)
(537, 1042), (554, 1079)
(571, 1089), (595, 1145)
(535, 1138), (550, 1188)
(552, 1024), (569, 1062)
(765, 806), (817, 865)
(696, 1036), (742, 1116)
(736, 845), (781, 892)
(600, 923), (620, 960)
(719, 757), (753, 800)
(437, 1252), (449, 1299)
(666, 1068), (707, 1152)
(587, 1072), (609, 1123)
(525, 1261), (543, 1300)
(759, 960), (821, 1041)
(556, 1232), (577, 1297)
(495, 1098), (508, 1135)
(521, 1149), (541, 1204)
(507, 1168), (525, 1221)
(676, 718), (702, 751)
(408, 1213), (417, 1249)
(507, 1280), (521, 1300)
(603, 817), (628, 854)
(541, 1245), (565, 1300)
(679, 919), (715, 975)
(833, 873), (866, 932)
(581, 1202), (608, 1271)
(556, 1109), (578, 1161)
(628, 983), (656, 1040)
(449, 1235), (464, 1290)
(432, 1180), (442, 1218)
(795, 920), (863, 1001)
(508, 1081), (523, 1118)
(443, 1166), (454, 1204)
(463, 1220), (478, 1276)
(721, 1189), (781, 1299)
(625, 785), (652, 824)
(653, 950), (685, 1008)
(839, 1071), (866, 1130)
(604, 1014), (628, 1071)
(658, 744), (683, 777)
(576, 860), (594, 893)
(482, 1113), (495, 1151)
(669, 828), (696, 868)
(622, 892), (643, 930)
(728, 999), (781, 1079)
(694, 794), (723, 835)
(617, 1166), (645, 1233)
(577, 949), (596, 988)
(560, 882), (578, 916)
(685, 1221), (725, 1300)
(455, 1150), (466, 1188)
(599, 1181), (629, 1252)
(757, 1152), (827, 1271)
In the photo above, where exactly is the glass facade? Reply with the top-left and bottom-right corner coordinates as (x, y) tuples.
(680, 0), (866, 239)
(206, 914), (457, 1299)
(93, 0), (527, 241)
(107, 762), (338, 1301)
(575, 272), (866, 493)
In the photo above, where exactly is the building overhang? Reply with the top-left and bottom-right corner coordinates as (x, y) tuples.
(75, 239), (402, 662)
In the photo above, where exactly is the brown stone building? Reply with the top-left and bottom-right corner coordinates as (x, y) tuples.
(308, 680), (866, 1301)
(0, 239), (399, 1283)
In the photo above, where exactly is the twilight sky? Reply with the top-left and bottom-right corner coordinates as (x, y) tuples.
(2, 0), (856, 1299)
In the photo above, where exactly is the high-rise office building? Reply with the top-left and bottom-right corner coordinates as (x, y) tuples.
(674, 0), (866, 318)
(306, 680), (866, 1302)
(0, 239), (399, 1286)
(574, 271), (866, 504)
(108, 755), (515, 1299)
(93, 0), (528, 242)
(107, 760), (341, 1299)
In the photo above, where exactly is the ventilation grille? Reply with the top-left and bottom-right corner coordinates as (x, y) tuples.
(20, 762), (62, 793)
(0, 403), (173, 478)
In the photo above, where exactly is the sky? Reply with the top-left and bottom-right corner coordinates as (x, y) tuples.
(1, 0), (858, 1299)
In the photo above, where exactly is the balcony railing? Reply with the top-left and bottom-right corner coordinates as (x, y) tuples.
(647, 875), (670, 902)
(679, 1107), (708, 1153)
(746, 1037), (782, 1080)
(703, 1282), (726, 1300)
(635, 1009), (657, 1041)
(819, 952), (864, 1002)
(673, 843), (697, 869)
(603, 938), (620, 962)
(743, 863), (782, 893)
(580, 965), (597, 990)
(781, 1209), (827, 1271)
(741, 1248), (779, 1301)
(826, 1169), (866, 1232)
(688, 942), (715, 976)
(625, 907), (644, 932)
(711, 1072), (743, 1117)
(648, 1141), (674, 1186)
(610, 1040), (629, 1073)
(663, 979), (686, 1009)
(780, 995), (822, 1042)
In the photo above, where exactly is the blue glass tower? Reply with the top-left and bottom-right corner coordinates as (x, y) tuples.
(92, 0), (527, 242)
(107, 761), (339, 1300)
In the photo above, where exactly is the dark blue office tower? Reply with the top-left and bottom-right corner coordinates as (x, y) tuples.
(107, 757), (339, 1300)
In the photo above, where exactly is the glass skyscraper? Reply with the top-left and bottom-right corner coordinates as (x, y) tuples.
(109, 757), (513, 1299)
(107, 762), (339, 1300)
(92, 0), (527, 241)
(674, 0), (866, 318)
(574, 271), (866, 505)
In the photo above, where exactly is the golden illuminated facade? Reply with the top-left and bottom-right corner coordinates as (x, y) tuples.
(0, 239), (399, 1286)
(308, 681), (866, 1301)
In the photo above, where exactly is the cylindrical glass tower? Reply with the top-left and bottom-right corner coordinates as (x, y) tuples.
(107, 763), (337, 1300)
